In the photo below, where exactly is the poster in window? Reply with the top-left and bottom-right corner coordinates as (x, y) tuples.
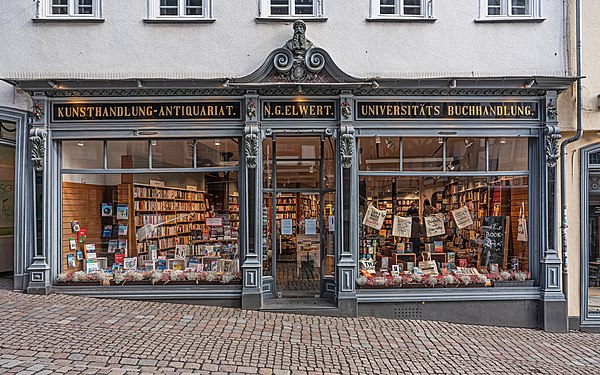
(424, 214), (446, 237)
(281, 219), (293, 235)
(481, 216), (508, 269)
(392, 216), (412, 238)
(305, 219), (317, 235)
(362, 205), (386, 230)
(452, 206), (474, 229)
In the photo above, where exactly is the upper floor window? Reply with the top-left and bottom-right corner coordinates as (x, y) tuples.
(37, 0), (102, 18)
(370, 0), (434, 19)
(148, 0), (212, 19)
(478, 0), (542, 19)
(259, 0), (324, 19)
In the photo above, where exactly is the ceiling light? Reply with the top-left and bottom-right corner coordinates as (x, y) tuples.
(371, 80), (380, 89)
(464, 138), (474, 148)
(385, 138), (394, 149)
(151, 140), (157, 146)
(214, 139), (220, 146)
(438, 137), (444, 144)
(447, 163), (455, 171)
(375, 136), (381, 144)
(309, 166), (314, 173)
(500, 137), (507, 144)
(77, 141), (84, 147)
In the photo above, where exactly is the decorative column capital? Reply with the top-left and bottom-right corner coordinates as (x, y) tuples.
(545, 125), (561, 168)
(29, 127), (47, 172)
(244, 125), (260, 170)
(340, 125), (355, 169)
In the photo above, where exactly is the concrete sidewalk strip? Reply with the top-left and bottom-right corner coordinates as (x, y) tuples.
(0, 279), (597, 374)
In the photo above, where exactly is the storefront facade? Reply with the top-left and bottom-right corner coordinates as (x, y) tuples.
(12, 23), (574, 330)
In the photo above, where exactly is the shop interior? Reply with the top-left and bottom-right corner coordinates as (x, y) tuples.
(60, 139), (241, 276)
(0, 121), (16, 278)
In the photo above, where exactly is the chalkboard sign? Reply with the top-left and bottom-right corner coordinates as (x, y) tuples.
(481, 216), (509, 269)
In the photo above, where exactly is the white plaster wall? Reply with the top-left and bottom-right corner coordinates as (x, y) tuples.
(0, 81), (30, 112)
(0, 0), (566, 80)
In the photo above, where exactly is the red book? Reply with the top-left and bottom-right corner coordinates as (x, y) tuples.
(115, 253), (125, 265)
(77, 229), (87, 243)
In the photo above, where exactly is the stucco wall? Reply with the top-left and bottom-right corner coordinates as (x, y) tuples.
(0, 81), (30, 112)
(0, 0), (566, 80)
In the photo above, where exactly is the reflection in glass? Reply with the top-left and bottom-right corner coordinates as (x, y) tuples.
(489, 137), (528, 171)
(587, 152), (600, 314)
(62, 140), (104, 169)
(445, 138), (486, 171)
(152, 140), (194, 168)
(402, 137), (444, 171)
(196, 138), (239, 167)
(359, 137), (400, 171)
(107, 141), (149, 169)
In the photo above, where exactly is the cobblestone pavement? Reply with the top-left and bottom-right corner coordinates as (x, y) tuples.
(0, 277), (599, 375)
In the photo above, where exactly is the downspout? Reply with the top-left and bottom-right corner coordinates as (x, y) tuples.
(560, 0), (583, 317)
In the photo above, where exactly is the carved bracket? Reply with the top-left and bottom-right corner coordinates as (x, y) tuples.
(273, 20), (325, 83)
(340, 125), (355, 169)
(545, 125), (561, 168)
(32, 101), (44, 121)
(341, 99), (351, 120)
(244, 125), (260, 169)
(246, 100), (257, 120)
(547, 99), (557, 121)
(29, 127), (47, 172)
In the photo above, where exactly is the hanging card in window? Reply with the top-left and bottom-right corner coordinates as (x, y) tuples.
(362, 205), (386, 230)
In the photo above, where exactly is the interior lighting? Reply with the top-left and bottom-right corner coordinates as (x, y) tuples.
(464, 138), (474, 148)
(438, 137), (444, 144)
(77, 141), (84, 147)
(48, 80), (59, 89)
(500, 137), (507, 144)
(375, 136), (381, 144)
(214, 139), (220, 146)
(385, 138), (394, 149)
(524, 79), (535, 89)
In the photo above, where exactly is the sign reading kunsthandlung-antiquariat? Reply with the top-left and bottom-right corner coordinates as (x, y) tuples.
(52, 102), (242, 122)
(356, 102), (539, 120)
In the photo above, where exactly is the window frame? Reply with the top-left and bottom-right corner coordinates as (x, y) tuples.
(38, 0), (102, 19)
(148, 0), (213, 20)
(369, 0), (434, 19)
(478, 0), (542, 20)
(259, 0), (324, 19)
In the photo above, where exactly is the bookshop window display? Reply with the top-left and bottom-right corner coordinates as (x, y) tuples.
(57, 138), (242, 286)
(357, 137), (531, 288)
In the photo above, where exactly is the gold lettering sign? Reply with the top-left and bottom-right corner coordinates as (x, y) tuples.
(262, 101), (336, 120)
(356, 102), (539, 120)
(52, 102), (242, 122)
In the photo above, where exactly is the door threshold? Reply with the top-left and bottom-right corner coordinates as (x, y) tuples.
(262, 297), (337, 311)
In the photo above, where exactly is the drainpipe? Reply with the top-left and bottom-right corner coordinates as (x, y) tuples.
(560, 0), (583, 319)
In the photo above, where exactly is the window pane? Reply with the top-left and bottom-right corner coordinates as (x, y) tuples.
(511, 0), (530, 15)
(62, 140), (104, 169)
(587, 154), (600, 314)
(160, 0), (179, 15)
(402, 138), (444, 172)
(77, 0), (93, 14)
(0, 121), (17, 141)
(152, 140), (194, 169)
(60, 171), (240, 280)
(51, 0), (68, 14)
(106, 141), (149, 169)
(358, 175), (530, 288)
(359, 137), (400, 171)
(445, 138), (486, 172)
(274, 136), (321, 189)
(488, 138), (528, 171)
(380, 0), (396, 15)
(271, 0), (289, 15)
(488, 0), (501, 15)
(295, 0), (314, 15)
(0, 145), (15, 238)
(195, 138), (239, 168)
(403, 0), (421, 15)
(186, 0), (203, 15)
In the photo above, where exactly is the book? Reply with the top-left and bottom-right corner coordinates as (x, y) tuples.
(71, 220), (80, 232)
(85, 259), (99, 273)
(69, 238), (77, 250)
(115, 252), (125, 265)
(143, 260), (155, 271)
(101, 203), (113, 217)
(157, 257), (167, 270)
(67, 254), (76, 268)
(150, 245), (157, 260)
(118, 224), (128, 236)
(77, 228), (87, 243)
(85, 244), (96, 259)
(102, 225), (113, 237)
(117, 239), (127, 252)
(396, 242), (405, 254)
(447, 252), (456, 264)
(434, 241), (444, 253)
(405, 242), (413, 253)
(116, 204), (129, 220)
(107, 240), (117, 253)
(123, 257), (137, 270)
(175, 244), (188, 259)
(76, 250), (83, 261)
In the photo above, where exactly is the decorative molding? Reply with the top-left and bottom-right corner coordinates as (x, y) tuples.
(353, 88), (547, 96)
(547, 98), (557, 120)
(545, 125), (561, 168)
(341, 98), (351, 119)
(29, 128), (47, 172)
(246, 100), (256, 120)
(46, 88), (245, 97)
(32, 101), (44, 121)
(340, 125), (355, 169)
(258, 87), (341, 96)
(244, 125), (259, 169)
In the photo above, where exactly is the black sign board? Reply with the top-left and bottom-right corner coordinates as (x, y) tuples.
(481, 216), (508, 269)
(356, 101), (539, 120)
(262, 101), (336, 120)
(52, 102), (242, 122)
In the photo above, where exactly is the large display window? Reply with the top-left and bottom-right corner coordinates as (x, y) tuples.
(57, 138), (242, 286)
(357, 137), (531, 288)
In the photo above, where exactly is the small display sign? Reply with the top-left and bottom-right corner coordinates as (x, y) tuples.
(262, 101), (336, 120)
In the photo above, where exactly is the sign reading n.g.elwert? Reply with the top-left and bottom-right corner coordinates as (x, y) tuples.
(52, 102), (242, 122)
(356, 102), (539, 120)
(262, 101), (336, 120)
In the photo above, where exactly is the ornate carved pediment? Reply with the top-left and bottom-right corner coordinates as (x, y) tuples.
(237, 21), (361, 85)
